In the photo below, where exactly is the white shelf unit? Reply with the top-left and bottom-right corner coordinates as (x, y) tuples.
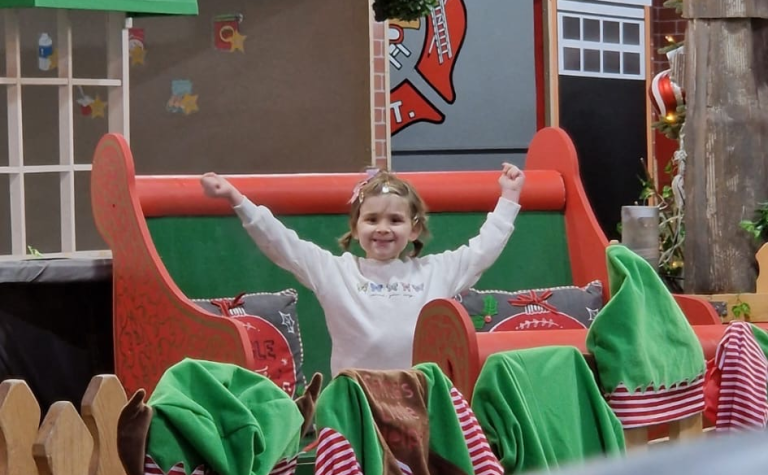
(1, 8), (130, 258)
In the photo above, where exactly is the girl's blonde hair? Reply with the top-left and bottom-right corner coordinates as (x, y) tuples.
(338, 170), (430, 257)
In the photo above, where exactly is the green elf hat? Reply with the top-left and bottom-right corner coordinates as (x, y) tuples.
(586, 244), (705, 429)
(145, 358), (304, 475)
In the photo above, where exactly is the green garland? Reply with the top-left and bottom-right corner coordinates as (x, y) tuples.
(663, 0), (683, 14)
(372, 0), (439, 22)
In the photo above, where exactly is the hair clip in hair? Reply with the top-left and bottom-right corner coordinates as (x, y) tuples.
(381, 184), (391, 194)
(349, 167), (381, 204)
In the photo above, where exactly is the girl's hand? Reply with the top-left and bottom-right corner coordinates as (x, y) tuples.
(499, 162), (525, 203)
(201, 172), (244, 206)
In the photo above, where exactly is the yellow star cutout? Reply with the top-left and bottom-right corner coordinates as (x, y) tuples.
(180, 94), (199, 115)
(229, 30), (246, 52)
(90, 96), (106, 119)
(49, 48), (58, 70)
(130, 46), (146, 66)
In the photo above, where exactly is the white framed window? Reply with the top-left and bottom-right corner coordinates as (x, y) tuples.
(557, 1), (646, 80)
(0, 9), (129, 259)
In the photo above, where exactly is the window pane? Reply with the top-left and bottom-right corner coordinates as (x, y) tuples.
(623, 52), (641, 75)
(75, 171), (105, 251)
(623, 23), (640, 45)
(583, 19), (600, 42)
(25, 172), (61, 254)
(603, 21), (620, 44)
(562, 16), (580, 40)
(18, 9), (58, 78)
(603, 50), (620, 73)
(74, 87), (109, 164)
(584, 49), (600, 72)
(22, 86), (59, 166)
(71, 11), (108, 78)
(563, 47), (581, 71)
(0, 174), (10, 255)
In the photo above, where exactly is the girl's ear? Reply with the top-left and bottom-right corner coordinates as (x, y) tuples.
(351, 225), (358, 239)
(409, 220), (422, 242)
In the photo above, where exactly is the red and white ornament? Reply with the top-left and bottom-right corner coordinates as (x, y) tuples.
(649, 69), (685, 120)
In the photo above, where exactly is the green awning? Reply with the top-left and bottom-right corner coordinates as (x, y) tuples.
(0, 0), (197, 15)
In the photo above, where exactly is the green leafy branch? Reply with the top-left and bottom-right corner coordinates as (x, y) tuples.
(637, 158), (685, 289)
(652, 104), (686, 141)
(732, 298), (752, 321)
(372, 0), (439, 22)
(740, 202), (768, 242)
(663, 0), (683, 14)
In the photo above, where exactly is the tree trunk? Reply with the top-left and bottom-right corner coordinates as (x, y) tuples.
(683, 0), (768, 293)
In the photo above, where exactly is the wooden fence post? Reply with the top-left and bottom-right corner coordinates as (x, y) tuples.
(32, 402), (93, 475)
(0, 380), (41, 475)
(81, 375), (127, 475)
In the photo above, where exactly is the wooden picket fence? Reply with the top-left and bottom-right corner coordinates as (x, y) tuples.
(0, 375), (127, 475)
(0, 372), (710, 475)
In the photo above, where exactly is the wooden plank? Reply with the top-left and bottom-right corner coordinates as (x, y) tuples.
(668, 413), (704, 441)
(0, 380), (41, 475)
(684, 0), (768, 19)
(58, 9), (76, 253)
(107, 12), (129, 142)
(624, 427), (649, 451)
(4, 10), (25, 257)
(700, 292), (768, 322)
(545, 0), (559, 126)
(33, 402), (93, 475)
(683, 16), (768, 293)
(82, 375), (128, 475)
(755, 243), (768, 293)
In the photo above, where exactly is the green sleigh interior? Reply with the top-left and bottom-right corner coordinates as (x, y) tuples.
(148, 211), (572, 381)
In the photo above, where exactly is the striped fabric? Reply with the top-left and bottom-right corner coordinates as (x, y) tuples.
(712, 322), (768, 431)
(269, 455), (299, 475)
(315, 427), (363, 475)
(449, 387), (504, 475)
(607, 375), (705, 429)
(144, 455), (206, 475)
(314, 388), (502, 475)
(143, 453), (298, 475)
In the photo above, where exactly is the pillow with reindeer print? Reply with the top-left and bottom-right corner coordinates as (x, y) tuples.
(453, 281), (604, 332)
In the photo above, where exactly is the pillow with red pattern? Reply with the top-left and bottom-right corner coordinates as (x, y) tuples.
(453, 281), (604, 332)
(192, 289), (306, 398)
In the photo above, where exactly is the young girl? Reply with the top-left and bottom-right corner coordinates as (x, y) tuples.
(200, 164), (524, 375)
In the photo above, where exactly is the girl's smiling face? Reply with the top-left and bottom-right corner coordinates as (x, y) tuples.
(353, 194), (421, 261)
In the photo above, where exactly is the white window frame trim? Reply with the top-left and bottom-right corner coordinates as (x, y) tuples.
(557, 10), (646, 80)
(2, 9), (130, 258)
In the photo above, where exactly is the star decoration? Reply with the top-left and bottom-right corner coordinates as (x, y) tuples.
(130, 47), (146, 66)
(230, 30), (247, 52)
(587, 307), (600, 321)
(281, 358), (288, 366)
(279, 311), (296, 334)
(179, 94), (199, 115)
(49, 48), (58, 70)
(90, 96), (106, 118)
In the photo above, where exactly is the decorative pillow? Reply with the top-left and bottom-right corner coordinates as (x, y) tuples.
(453, 281), (604, 332)
(192, 289), (306, 398)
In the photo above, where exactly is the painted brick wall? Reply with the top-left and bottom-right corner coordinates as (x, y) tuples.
(651, 0), (686, 74)
(371, 18), (390, 169)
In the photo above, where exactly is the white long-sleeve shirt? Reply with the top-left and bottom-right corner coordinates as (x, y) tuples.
(234, 197), (520, 375)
